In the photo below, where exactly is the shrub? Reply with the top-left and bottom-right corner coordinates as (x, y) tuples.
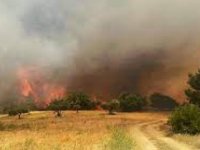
(8, 107), (29, 119)
(8, 110), (19, 116)
(150, 93), (178, 111)
(169, 104), (200, 134)
(67, 92), (96, 111)
(119, 92), (146, 112)
(47, 98), (68, 117)
(102, 99), (120, 115)
(185, 69), (200, 107)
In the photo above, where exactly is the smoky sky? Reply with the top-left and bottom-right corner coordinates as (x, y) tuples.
(0, 0), (200, 102)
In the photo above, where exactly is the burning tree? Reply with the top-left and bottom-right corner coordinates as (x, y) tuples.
(185, 69), (200, 107)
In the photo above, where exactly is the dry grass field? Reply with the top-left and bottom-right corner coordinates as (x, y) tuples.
(0, 111), (199, 150)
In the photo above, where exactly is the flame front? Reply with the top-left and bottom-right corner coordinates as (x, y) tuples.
(21, 79), (33, 97)
(17, 67), (65, 107)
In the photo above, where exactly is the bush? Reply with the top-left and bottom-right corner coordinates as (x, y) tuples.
(185, 69), (200, 107)
(119, 93), (146, 112)
(47, 98), (69, 117)
(102, 99), (120, 115)
(8, 110), (18, 116)
(8, 107), (29, 119)
(67, 92), (96, 111)
(169, 104), (200, 134)
(48, 99), (69, 111)
(150, 93), (178, 111)
(8, 108), (29, 116)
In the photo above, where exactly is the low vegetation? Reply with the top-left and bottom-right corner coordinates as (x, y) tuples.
(8, 105), (29, 119)
(48, 92), (96, 116)
(185, 69), (200, 107)
(150, 93), (178, 111)
(104, 127), (134, 150)
(0, 111), (136, 150)
(169, 104), (200, 134)
(169, 68), (200, 135)
(67, 92), (96, 112)
(47, 98), (68, 117)
(101, 99), (120, 115)
(119, 93), (146, 112)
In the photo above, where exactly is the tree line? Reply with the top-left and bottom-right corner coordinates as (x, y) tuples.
(2, 68), (200, 134)
(2, 90), (179, 118)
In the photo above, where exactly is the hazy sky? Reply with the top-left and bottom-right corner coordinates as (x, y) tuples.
(1, 0), (200, 101)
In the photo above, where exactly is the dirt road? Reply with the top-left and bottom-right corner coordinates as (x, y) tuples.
(130, 116), (197, 150)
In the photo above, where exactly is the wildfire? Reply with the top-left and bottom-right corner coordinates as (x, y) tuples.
(17, 67), (65, 107)
(21, 79), (33, 97)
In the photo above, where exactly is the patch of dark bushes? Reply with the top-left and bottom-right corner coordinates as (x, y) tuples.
(150, 93), (178, 111)
(168, 104), (200, 135)
(118, 93), (146, 112)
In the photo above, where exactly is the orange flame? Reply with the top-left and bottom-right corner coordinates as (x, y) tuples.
(17, 67), (65, 107)
(21, 79), (33, 97)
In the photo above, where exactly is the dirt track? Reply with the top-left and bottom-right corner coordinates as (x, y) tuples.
(130, 116), (197, 150)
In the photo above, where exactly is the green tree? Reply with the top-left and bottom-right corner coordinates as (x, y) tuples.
(102, 99), (120, 115)
(119, 92), (146, 112)
(8, 105), (29, 119)
(169, 104), (200, 134)
(67, 92), (95, 113)
(185, 69), (200, 107)
(150, 93), (178, 111)
(48, 98), (68, 117)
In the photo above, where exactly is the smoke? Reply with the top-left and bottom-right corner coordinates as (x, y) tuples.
(0, 0), (200, 103)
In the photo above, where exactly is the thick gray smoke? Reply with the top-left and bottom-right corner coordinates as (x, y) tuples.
(1, 0), (200, 103)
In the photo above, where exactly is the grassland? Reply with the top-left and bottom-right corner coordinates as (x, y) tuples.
(0, 111), (199, 150)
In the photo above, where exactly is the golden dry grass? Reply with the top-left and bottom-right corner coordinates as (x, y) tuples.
(0, 111), (199, 150)
(0, 111), (136, 150)
(172, 134), (200, 148)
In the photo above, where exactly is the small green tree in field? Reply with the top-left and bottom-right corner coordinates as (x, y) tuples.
(8, 105), (29, 119)
(48, 98), (68, 117)
(67, 92), (95, 113)
(119, 92), (146, 112)
(102, 99), (120, 115)
(185, 69), (200, 107)
(169, 104), (200, 134)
